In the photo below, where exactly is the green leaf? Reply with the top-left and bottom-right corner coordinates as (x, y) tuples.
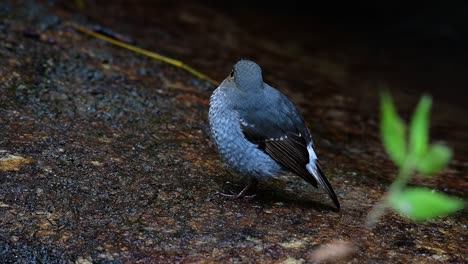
(380, 92), (407, 166)
(409, 95), (432, 160)
(416, 144), (452, 175)
(388, 187), (464, 221)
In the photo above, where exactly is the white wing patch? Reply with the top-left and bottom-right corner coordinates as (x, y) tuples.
(239, 118), (255, 128)
(265, 134), (288, 142)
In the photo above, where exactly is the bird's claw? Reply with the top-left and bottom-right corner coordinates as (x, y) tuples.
(215, 191), (257, 200)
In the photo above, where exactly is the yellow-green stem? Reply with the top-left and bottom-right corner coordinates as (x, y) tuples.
(68, 23), (219, 86)
(388, 158), (414, 195)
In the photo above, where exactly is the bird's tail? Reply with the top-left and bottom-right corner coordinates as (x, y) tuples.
(306, 161), (340, 209)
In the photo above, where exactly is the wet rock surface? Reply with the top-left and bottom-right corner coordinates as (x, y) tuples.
(0, 1), (466, 263)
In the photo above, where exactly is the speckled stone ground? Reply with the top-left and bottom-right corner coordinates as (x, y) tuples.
(0, 1), (466, 263)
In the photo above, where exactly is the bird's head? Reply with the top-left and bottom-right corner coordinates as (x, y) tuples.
(229, 59), (264, 91)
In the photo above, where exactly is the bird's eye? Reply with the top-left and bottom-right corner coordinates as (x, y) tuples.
(230, 70), (234, 78)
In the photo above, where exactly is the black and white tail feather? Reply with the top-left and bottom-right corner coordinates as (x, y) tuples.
(305, 143), (340, 209)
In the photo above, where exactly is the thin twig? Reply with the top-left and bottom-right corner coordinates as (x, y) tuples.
(68, 22), (219, 86)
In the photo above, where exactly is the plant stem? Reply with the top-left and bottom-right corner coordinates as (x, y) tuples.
(388, 158), (414, 194)
(366, 158), (414, 228)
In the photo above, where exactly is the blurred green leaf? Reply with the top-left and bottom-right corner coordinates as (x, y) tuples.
(381, 92), (406, 166)
(409, 95), (432, 160)
(388, 187), (464, 221)
(416, 144), (452, 175)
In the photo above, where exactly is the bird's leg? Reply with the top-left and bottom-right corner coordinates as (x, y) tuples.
(217, 178), (258, 200)
(235, 177), (258, 199)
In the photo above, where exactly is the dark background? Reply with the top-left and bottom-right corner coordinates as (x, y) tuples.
(204, 0), (468, 107)
(59, 0), (468, 108)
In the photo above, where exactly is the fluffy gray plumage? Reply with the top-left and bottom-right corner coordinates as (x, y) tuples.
(209, 59), (340, 209)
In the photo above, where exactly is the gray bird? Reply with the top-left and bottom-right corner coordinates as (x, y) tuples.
(209, 59), (340, 209)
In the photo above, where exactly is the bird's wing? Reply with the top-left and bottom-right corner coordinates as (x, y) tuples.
(238, 88), (340, 208)
(240, 109), (318, 187)
(238, 88), (316, 185)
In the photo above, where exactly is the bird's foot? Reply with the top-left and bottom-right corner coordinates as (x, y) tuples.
(216, 178), (258, 200)
(215, 191), (257, 200)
